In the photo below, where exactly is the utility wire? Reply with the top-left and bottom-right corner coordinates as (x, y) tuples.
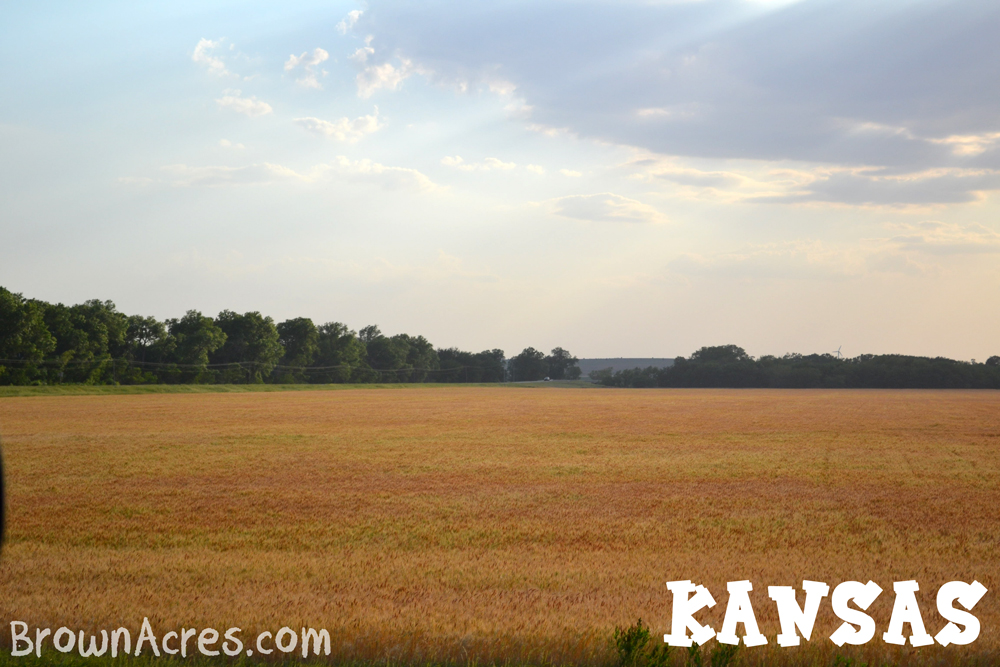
(0, 357), (500, 377)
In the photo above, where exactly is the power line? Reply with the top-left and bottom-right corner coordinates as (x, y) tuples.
(0, 357), (499, 378)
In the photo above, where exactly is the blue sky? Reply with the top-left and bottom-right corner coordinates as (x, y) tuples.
(2, 0), (999, 359)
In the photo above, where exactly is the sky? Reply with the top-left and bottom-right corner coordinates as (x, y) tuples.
(2, 0), (999, 360)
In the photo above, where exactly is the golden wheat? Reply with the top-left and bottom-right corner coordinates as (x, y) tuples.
(1, 388), (998, 664)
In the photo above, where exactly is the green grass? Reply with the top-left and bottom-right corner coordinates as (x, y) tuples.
(0, 381), (598, 398)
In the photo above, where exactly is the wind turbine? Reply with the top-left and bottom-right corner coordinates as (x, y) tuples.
(833, 346), (843, 359)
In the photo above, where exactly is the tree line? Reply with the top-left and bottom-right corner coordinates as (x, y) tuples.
(591, 344), (1000, 389)
(0, 287), (580, 385)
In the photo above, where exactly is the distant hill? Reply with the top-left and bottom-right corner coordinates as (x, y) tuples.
(577, 358), (674, 380)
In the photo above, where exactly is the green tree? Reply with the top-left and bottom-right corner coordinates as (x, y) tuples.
(121, 314), (170, 384)
(41, 299), (128, 383)
(545, 347), (580, 380)
(392, 333), (439, 382)
(211, 310), (284, 383)
(689, 345), (751, 363)
(276, 317), (319, 383)
(365, 334), (410, 382)
(166, 310), (227, 382)
(359, 324), (382, 345)
(475, 348), (506, 382)
(0, 288), (56, 385)
(510, 347), (548, 381)
(125, 315), (167, 363)
(437, 347), (505, 382)
(312, 322), (366, 383)
(437, 347), (473, 382)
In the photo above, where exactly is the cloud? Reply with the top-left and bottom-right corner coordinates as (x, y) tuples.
(294, 108), (382, 142)
(171, 248), (497, 287)
(559, 169), (582, 178)
(216, 91), (272, 117)
(547, 193), (666, 224)
(880, 221), (1000, 256)
(526, 164), (545, 175)
(218, 139), (245, 149)
(337, 10), (363, 35)
(356, 59), (415, 98)
(636, 105), (699, 120)
(483, 157), (516, 171)
(665, 221), (1000, 282)
(441, 156), (517, 172)
(317, 156), (438, 191)
(654, 167), (744, 189)
(668, 242), (862, 281)
(284, 48), (329, 89)
(163, 163), (306, 187)
(623, 153), (809, 203)
(144, 158), (436, 191)
(358, 1), (1000, 175)
(623, 151), (1000, 207)
(488, 79), (517, 96)
(754, 168), (1000, 206)
(349, 38), (429, 98)
(192, 38), (232, 77)
(667, 240), (929, 281)
(928, 132), (1000, 157)
(421, 250), (499, 284)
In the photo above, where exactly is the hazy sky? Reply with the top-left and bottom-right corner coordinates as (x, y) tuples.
(3, 0), (999, 359)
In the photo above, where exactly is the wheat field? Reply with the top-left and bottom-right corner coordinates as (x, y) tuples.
(0, 387), (998, 665)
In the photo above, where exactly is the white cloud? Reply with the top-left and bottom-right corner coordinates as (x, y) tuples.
(171, 248), (497, 287)
(358, 1), (1000, 175)
(504, 99), (534, 119)
(152, 157), (436, 192)
(526, 164), (546, 175)
(337, 10), (363, 35)
(623, 153), (791, 203)
(880, 221), (1000, 255)
(441, 156), (517, 172)
(752, 167), (1000, 206)
(284, 48), (328, 72)
(192, 38), (232, 77)
(356, 59), (415, 98)
(317, 156), (438, 191)
(547, 193), (667, 224)
(294, 108), (382, 142)
(622, 151), (1000, 207)
(163, 163), (306, 187)
(666, 222), (1000, 283)
(653, 167), (746, 189)
(668, 241), (865, 281)
(216, 91), (273, 117)
(559, 169), (582, 177)
(349, 38), (426, 98)
(218, 139), (245, 149)
(349, 39), (374, 64)
(284, 48), (329, 89)
(928, 132), (1000, 157)
(636, 105), (699, 120)
(484, 157), (516, 170)
(487, 79), (517, 96)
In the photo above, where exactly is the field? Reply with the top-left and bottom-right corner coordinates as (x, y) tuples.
(1, 387), (998, 665)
